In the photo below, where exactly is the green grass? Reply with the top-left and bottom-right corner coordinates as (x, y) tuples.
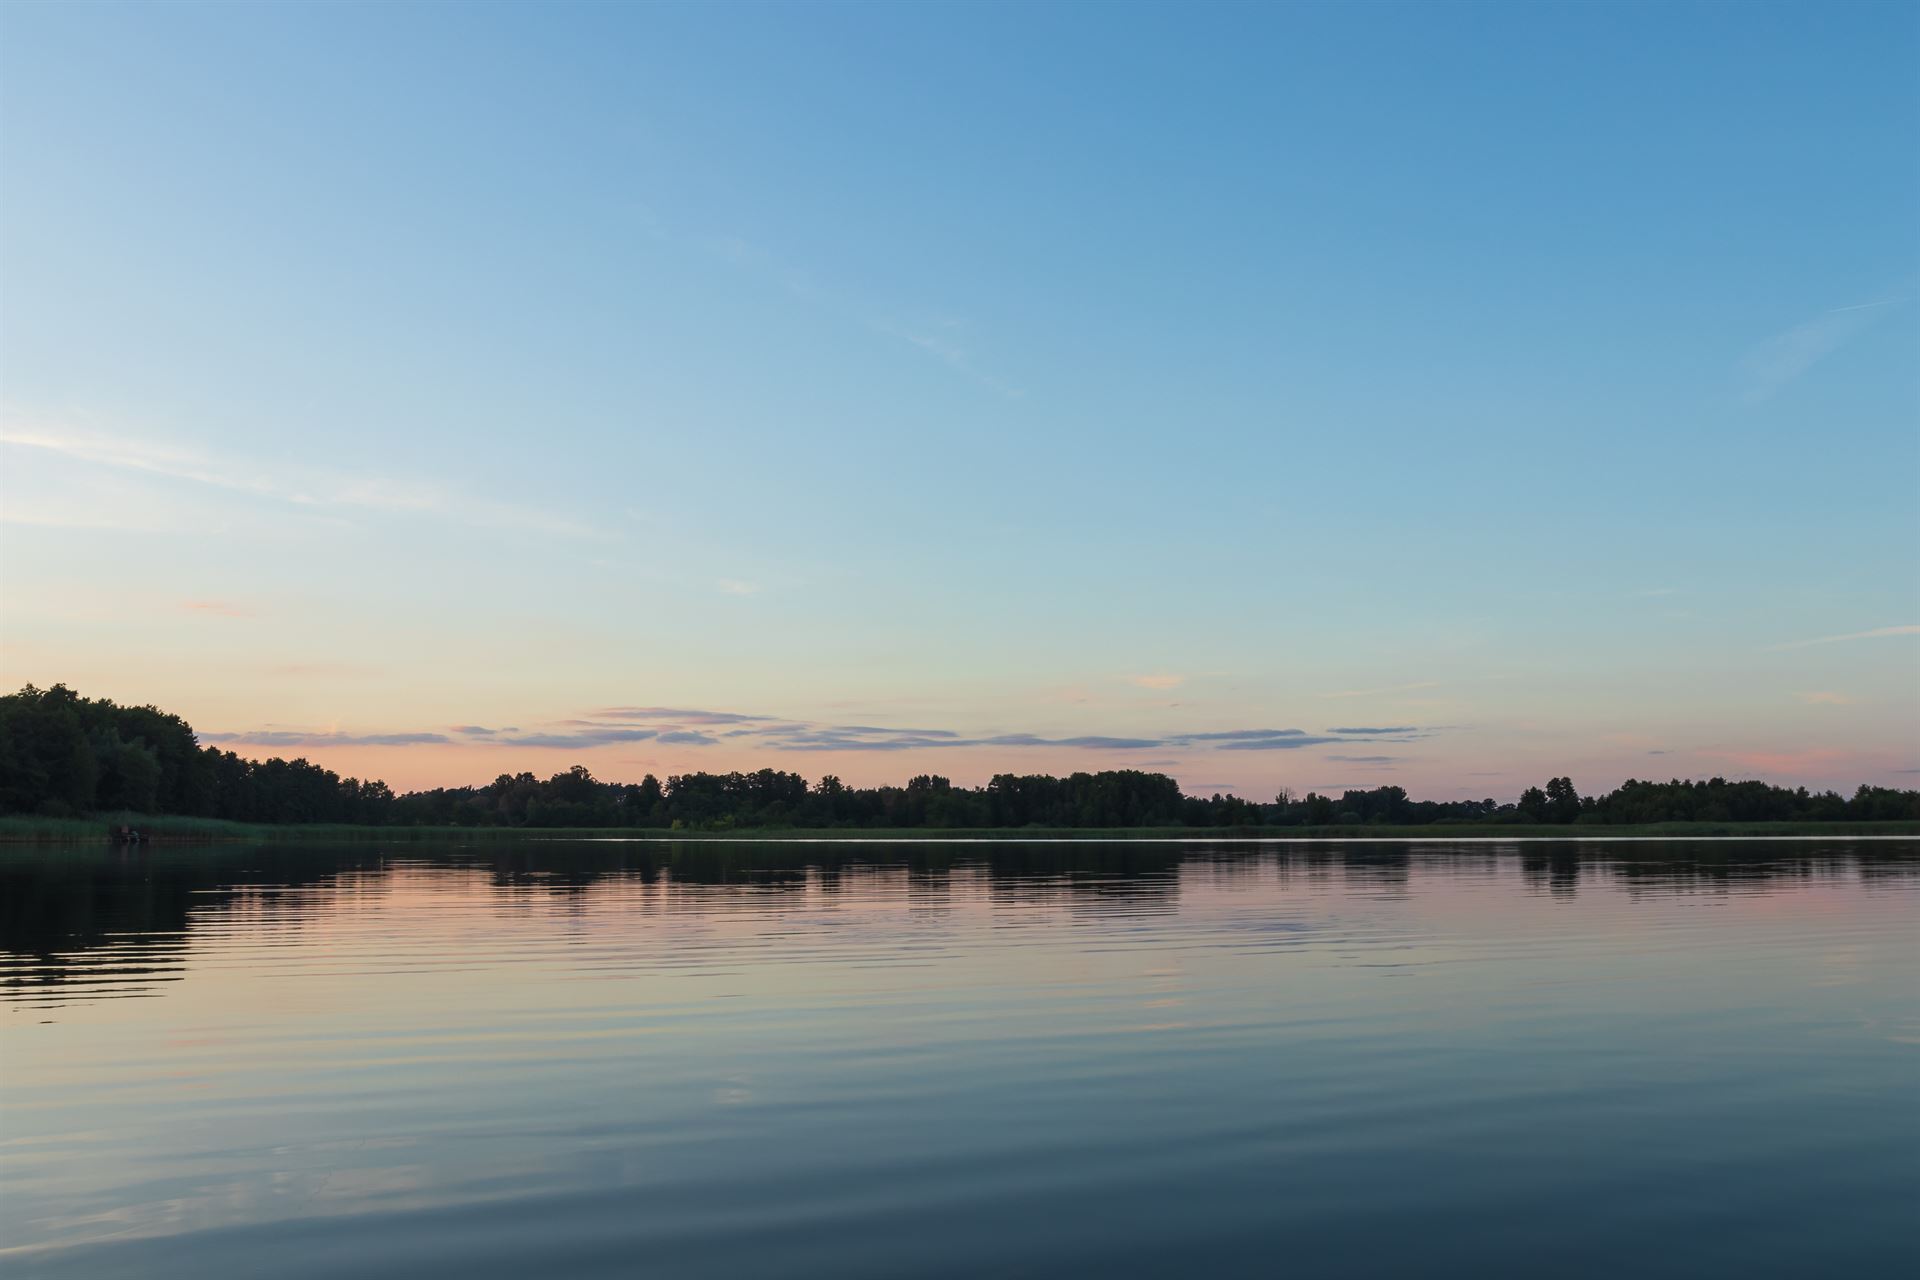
(3, 813), (1916, 844)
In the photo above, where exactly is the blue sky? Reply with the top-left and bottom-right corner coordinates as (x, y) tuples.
(2, 0), (1915, 795)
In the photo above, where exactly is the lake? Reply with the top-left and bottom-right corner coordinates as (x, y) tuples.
(3, 838), (1916, 1278)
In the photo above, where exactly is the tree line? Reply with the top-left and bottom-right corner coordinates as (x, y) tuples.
(2, 684), (1914, 829)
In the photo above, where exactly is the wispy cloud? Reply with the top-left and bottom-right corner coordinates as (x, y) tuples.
(1794, 691), (1856, 706)
(1176, 729), (1318, 746)
(1742, 298), (1902, 401)
(656, 730), (722, 746)
(686, 220), (1020, 396)
(1766, 624), (1919, 652)
(1318, 681), (1438, 700)
(505, 730), (664, 748)
(1706, 747), (1852, 775)
(1129, 674), (1185, 689)
(1, 424), (599, 538)
(882, 319), (1025, 397)
(207, 707), (1444, 758)
(715, 579), (762, 596)
(994, 734), (1166, 749)
(202, 730), (453, 748)
(590, 707), (783, 725)
(2, 426), (281, 496)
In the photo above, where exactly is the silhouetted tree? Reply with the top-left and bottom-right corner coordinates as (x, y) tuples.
(2, 686), (1915, 832)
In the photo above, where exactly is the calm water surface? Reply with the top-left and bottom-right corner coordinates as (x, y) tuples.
(3, 839), (1917, 1278)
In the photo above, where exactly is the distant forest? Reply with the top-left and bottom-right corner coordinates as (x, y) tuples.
(3, 685), (1916, 830)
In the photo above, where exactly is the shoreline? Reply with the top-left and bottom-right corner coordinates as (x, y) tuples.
(4, 815), (1918, 845)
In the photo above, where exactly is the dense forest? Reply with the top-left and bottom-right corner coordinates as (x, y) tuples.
(2, 684), (1915, 830)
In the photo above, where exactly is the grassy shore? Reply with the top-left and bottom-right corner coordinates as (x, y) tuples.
(3, 812), (1917, 844)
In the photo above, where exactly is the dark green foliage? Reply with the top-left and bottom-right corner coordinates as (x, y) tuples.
(0, 686), (97, 815)
(1591, 777), (1919, 825)
(0, 685), (380, 825)
(2, 684), (1915, 831)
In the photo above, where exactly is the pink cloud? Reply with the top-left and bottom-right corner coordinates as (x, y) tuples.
(1709, 747), (1851, 775)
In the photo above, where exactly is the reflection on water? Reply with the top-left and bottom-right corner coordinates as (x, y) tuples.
(3, 840), (1917, 1278)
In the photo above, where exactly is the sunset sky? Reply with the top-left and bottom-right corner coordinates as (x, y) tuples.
(2, 1), (1915, 797)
